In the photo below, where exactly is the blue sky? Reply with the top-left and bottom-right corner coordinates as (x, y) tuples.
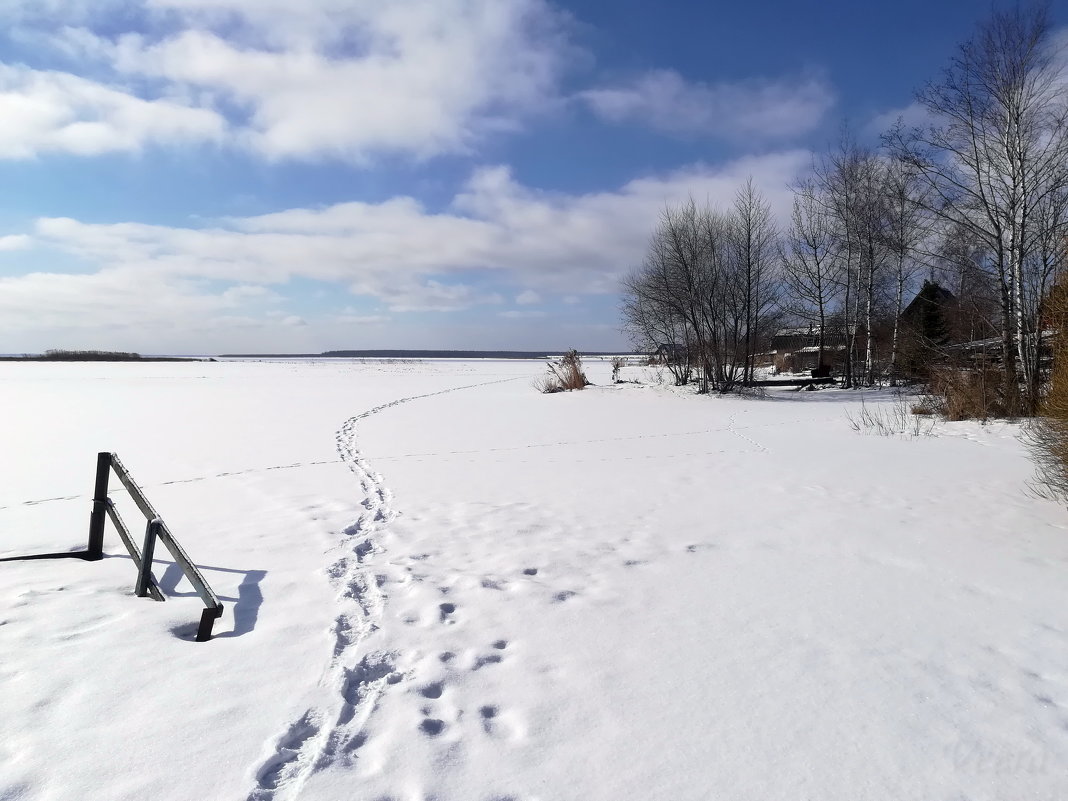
(0, 0), (1065, 354)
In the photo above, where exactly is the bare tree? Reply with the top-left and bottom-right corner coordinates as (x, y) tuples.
(780, 180), (842, 372)
(622, 187), (783, 393)
(621, 201), (712, 391)
(702, 205), (747, 389)
(731, 178), (781, 384)
(881, 152), (929, 384)
(620, 269), (693, 385)
(887, 3), (1068, 411)
(812, 133), (885, 386)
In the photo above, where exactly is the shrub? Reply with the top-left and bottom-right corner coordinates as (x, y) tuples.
(922, 367), (1007, 421)
(536, 349), (589, 393)
(1026, 287), (1068, 500)
(533, 374), (564, 393)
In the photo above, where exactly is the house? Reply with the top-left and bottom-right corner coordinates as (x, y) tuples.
(899, 281), (958, 345)
(768, 326), (845, 375)
(897, 281), (960, 378)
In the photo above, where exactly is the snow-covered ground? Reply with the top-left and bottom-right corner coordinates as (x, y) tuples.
(2, 359), (1068, 801)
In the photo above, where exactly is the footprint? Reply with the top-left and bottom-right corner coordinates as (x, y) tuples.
(439, 603), (456, 623)
(420, 718), (446, 736)
(420, 681), (444, 699)
(685, 543), (715, 553)
(439, 651), (456, 664)
(473, 654), (502, 670)
(255, 712), (321, 792)
(479, 705), (500, 733)
(479, 705), (522, 742)
(492, 639), (508, 650)
(523, 568), (538, 576)
(553, 590), (577, 603)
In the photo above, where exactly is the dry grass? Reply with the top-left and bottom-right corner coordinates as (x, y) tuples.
(846, 398), (936, 437)
(1026, 289), (1068, 500)
(533, 374), (564, 393)
(921, 367), (1008, 421)
(535, 349), (590, 394)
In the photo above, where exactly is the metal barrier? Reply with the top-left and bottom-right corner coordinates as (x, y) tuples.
(87, 452), (224, 641)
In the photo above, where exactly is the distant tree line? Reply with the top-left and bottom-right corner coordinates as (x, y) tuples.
(0, 351), (209, 362)
(621, 4), (1068, 414)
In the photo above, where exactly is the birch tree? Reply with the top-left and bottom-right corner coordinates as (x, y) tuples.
(781, 181), (842, 372)
(887, 3), (1068, 411)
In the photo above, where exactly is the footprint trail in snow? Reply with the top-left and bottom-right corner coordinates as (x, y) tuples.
(245, 377), (519, 801)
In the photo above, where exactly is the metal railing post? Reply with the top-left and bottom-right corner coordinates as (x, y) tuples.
(196, 605), (223, 642)
(86, 452), (111, 561)
(82, 451), (224, 639)
(136, 518), (161, 598)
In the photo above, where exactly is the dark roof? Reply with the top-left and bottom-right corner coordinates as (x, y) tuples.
(901, 281), (957, 320)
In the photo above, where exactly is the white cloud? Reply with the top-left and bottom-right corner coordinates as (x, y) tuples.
(0, 63), (225, 158)
(281, 315), (307, 326)
(21, 0), (571, 163)
(336, 313), (391, 325)
(0, 234), (32, 250)
(865, 101), (935, 138)
(515, 289), (541, 305)
(33, 152), (805, 294)
(8, 151), (809, 346)
(580, 69), (834, 140)
(0, 268), (249, 334)
(498, 309), (546, 319)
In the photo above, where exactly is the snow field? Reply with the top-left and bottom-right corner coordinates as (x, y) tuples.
(2, 359), (1068, 800)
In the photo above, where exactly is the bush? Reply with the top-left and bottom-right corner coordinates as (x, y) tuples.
(1026, 287), (1068, 500)
(536, 349), (589, 393)
(922, 367), (1007, 421)
(533, 374), (564, 393)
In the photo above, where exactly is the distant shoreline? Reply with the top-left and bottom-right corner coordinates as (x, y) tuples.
(219, 350), (638, 360)
(0, 349), (637, 362)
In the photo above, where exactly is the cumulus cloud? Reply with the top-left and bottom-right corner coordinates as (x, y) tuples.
(0, 268), (252, 333)
(10, 0), (571, 163)
(0, 63), (225, 158)
(580, 69), (835, 140)
(0, 234), (32, 251)
(18, 152), (807, 322)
